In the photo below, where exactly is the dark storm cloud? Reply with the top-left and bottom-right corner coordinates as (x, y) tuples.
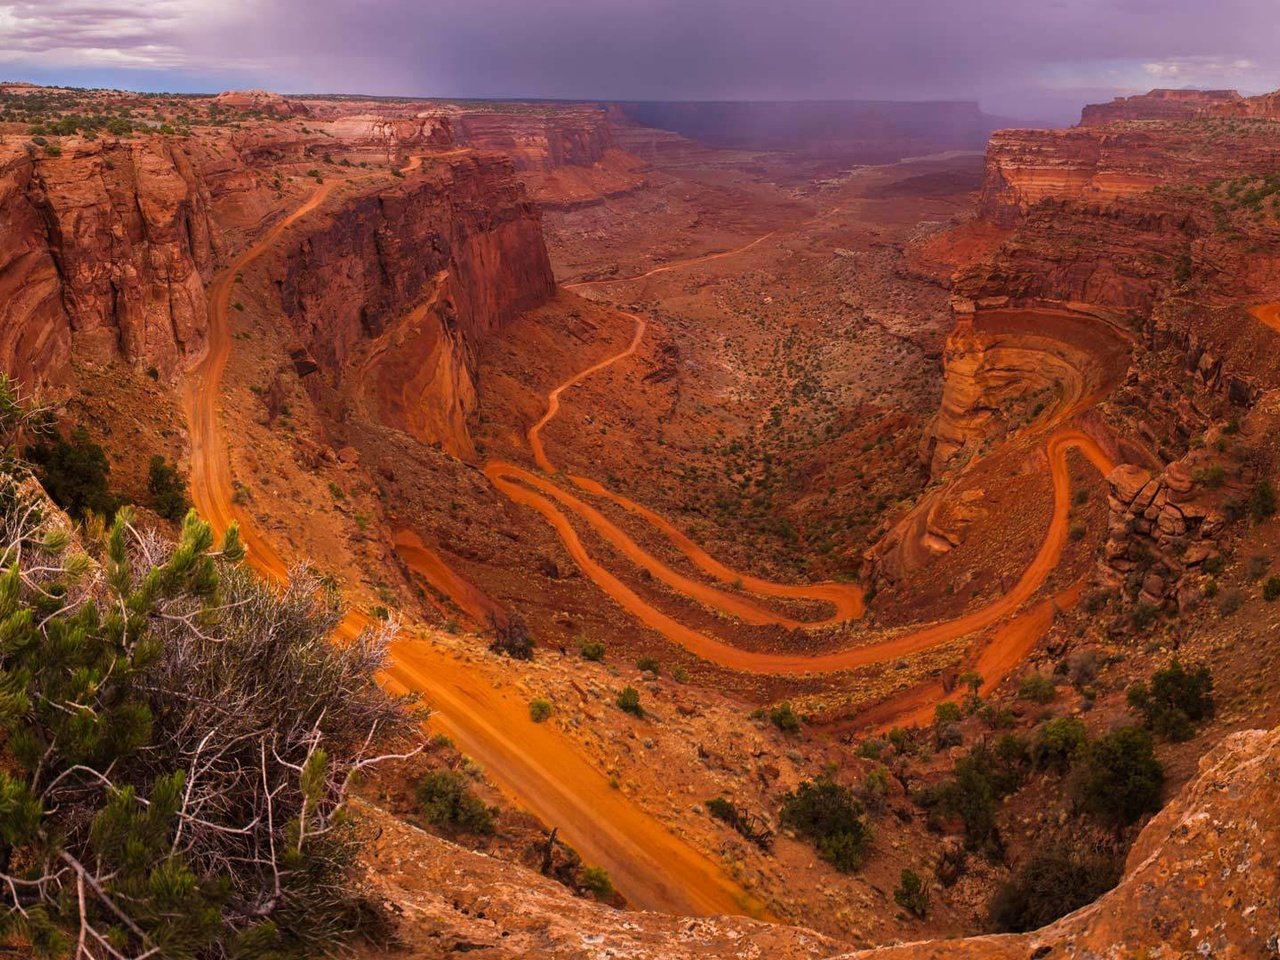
(5, 0), (1280, 120)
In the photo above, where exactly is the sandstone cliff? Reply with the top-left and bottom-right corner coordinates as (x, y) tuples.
(1079, 88), (1241, 125)
(277, 153), (555, 458)
(0, 136), (230, 389)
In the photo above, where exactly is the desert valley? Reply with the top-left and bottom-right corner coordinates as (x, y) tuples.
(0, 70), (1279, 959)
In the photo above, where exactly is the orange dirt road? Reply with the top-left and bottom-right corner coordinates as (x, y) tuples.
(488, 427), (1113, 674)
(1249, 302), (1280, 333)
(180, 186), (762, 918)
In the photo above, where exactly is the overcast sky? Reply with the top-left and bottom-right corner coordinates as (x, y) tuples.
(3, 0), (1279, 122)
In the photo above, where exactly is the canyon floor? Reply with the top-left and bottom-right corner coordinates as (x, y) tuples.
(8, 83), (1280, 957)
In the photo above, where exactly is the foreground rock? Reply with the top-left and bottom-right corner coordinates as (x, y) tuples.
(363, 725), (1280, 959)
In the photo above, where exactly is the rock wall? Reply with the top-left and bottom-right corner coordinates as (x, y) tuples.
(451, 109), (615, 172)
(1079, 88), (1241, 125)
(0, 137), (232, 389)
(277, 153), (555, 458)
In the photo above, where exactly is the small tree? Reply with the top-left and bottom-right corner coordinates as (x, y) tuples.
(1032, 716), (1089, 772)
(779, 777), (869, 873)
(489, 612), (535, 660)
(894, 868), (930, 919)
(1074, 726), (1164, 826)
(148, 454), (190, 521)
(769, 701), (801, 733)
(1126, 660), (1214, 741)
(417, 769), (495, 835)
(990, 844), (1120, 932)
(26, 426), (121, 519)
(1018, 672), (1056, 704)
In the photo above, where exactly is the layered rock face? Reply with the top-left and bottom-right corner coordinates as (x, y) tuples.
(1079, 87), (1241, 125)
(0, 137), (230, 389)
(451, 108), (615, 172)
(278, 154), (555, 458)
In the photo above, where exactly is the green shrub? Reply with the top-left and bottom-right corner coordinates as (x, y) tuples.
(417, 769), (495, 835)
(1249, 479), (1277, 523)
(924, 740), (1025, 853)
(0, 474), (409, 956)
(770, 701), (801, 733)
(933, 701), (962, 726)
(1018, 672), (1056, 704)
(1074, 726), (1164, 826)
(578, 637), (605, 661)
(529, 697), (553, 723)
(27, 426), (122, 519)
(779, 777), (869, 873)
(148, 454), (190, 521)
(616, 686), (643, 716)
(580, 865), (613, 899)
(1193, 464), (1226, 489)
(1032, 716), (1088, 772)
(635, 655), (660, 674)
(1265, 576), (1280, 602)
(1126, 660), (1214, 741)
(990, 845), (1121, 932)
(894, 868), (930, 919)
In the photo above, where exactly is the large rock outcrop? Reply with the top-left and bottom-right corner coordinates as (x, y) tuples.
(277, 153), (555, 458)
(0, 137), (227, 388)
(1079, 88), (1241, 125)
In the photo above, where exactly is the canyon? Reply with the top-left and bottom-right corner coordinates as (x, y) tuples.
(3, 79), (1280, 957)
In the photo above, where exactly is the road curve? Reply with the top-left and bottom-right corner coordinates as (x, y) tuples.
(180, 185), (760, 918)
(488, 430), (1113, 674)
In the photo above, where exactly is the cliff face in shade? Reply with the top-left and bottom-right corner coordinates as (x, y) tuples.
(360, 725), (1280, 959)
(1079, 87), (1241, 125)
(0, 137), (231, 390)
(277, 154), (555, 459)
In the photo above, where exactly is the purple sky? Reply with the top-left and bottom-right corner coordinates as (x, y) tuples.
(3, 0), (1279, 121)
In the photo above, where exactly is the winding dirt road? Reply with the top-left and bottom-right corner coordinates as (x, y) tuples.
(184, 181), (1119, 916)
(181, 185), (764, 918)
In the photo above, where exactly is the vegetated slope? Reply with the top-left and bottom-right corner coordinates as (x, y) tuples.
(360, 722), (1280, 958)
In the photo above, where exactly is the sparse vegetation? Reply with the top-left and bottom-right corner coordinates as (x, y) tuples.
(616, 686), (643, 716)
(780, 777), (869, 873)
(529, 697), (553, 723)
(417, 769), (496, 836)
(990, 844), (1121, 933)
(769, 701), (801, 733)
(578, 636), (606, 661)
(1074, 726), (1164, 826)
(1126, 660), (1214, 741)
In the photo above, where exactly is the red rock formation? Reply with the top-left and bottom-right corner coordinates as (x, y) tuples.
(213, 89), (311, 117)
(451, 108), (615, 172)
(277, 154), (555, 458)
(1079, 88), (1241, 125)
(0, 137), (228, 389)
